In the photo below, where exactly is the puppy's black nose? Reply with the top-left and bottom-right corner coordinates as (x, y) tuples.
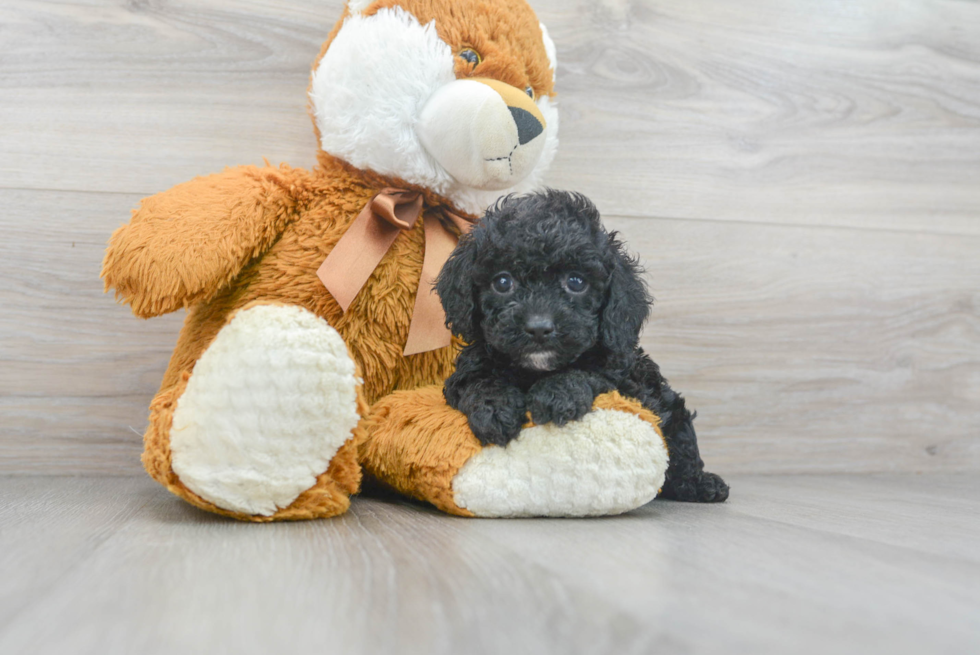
(525, 315), (555, 339)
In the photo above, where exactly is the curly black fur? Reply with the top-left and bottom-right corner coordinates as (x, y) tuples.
(436, 190), (729, 503)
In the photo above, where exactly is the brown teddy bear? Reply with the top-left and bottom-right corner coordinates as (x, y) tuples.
(102, 0), (669, 521)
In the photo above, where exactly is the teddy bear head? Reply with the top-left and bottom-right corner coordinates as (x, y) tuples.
(309, 0), (559, 215)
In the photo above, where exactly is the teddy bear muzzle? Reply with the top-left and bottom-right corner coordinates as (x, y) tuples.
(416, 77), (548, 191)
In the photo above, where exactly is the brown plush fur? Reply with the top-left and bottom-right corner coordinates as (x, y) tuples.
(364, 0), (555, 97)
(358, 385), (481, 517)
(104, 159), (464, 405)
(103, 157), (467, 520)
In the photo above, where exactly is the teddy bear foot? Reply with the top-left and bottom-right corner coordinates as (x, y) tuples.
(453, 400), (668, 518)
(359, 388), (669, 518)
(162, 303), (364, 519)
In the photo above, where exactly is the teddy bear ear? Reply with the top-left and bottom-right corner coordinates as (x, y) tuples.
(346, 0), (374, 15)
(539, 22), (558, 82)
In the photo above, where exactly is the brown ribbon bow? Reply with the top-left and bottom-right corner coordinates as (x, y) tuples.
(316, 188), (475, 356)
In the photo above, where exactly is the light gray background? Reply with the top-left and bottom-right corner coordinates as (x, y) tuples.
(1, 1), (978, 653)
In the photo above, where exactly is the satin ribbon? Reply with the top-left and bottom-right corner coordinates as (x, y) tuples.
(316, 188), (475, 356)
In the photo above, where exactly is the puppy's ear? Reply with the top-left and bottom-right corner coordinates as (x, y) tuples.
(600, 237), (651, 356)
(436, 231), (481, 344)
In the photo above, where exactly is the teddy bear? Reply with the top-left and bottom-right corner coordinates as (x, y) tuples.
(102, 0), (672, 521)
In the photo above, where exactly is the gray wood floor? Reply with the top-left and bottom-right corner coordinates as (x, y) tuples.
(1, 473), (977, 654)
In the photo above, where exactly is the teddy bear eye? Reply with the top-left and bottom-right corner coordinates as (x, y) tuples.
(492, 273), (514, 294)
(459, 49), (481, 66)
(563, 274), (588, 294)
(525, 86), (534, 99)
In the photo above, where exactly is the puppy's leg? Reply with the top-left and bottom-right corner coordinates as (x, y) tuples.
(623, 351), (729, 503)
(454, 379), (528, 447)
(444, 346), (528, 446)
(527, 370), (613, 427)
(657, 402), (730, 503)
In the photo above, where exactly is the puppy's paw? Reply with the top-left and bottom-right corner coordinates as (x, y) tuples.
(697, 472), (730, 503)
(528, 372), (596, 427)
(660, 471), (730, 503)
(462, 386), (528, 447)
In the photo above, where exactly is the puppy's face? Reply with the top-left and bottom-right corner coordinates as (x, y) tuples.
(477, 247), (606, 372)
(437, 190), (651, 372)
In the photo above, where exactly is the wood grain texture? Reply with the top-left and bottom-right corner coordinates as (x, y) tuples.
(1, 0), (979, 474)
(547, 0), (980, 234)
(608, 214), (980, 473)
(0, 189), (182, 474)
(1, 474), (978, 654)
(3, 0), (979, 233)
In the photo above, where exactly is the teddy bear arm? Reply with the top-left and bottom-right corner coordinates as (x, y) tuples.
(102, 165), (310, 318)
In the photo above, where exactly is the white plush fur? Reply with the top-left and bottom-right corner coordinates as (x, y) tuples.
(346, 0), (373, 14)
(539, 22), (557, 81)
(416, 79), (548, 190)
(169, 305), (361, 516)
(309, 7), (560, 216)
(452, 409), (669, 518)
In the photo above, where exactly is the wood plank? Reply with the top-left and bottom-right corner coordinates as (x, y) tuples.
(604, 213), (980, 474)
(0, 0), (326, 194)
(1, 0), (979, 234)
(545, 0), (980, 234)
(0, 477), (153, 617)
(0, 189), (181, 475)
(0, 476), (655, 655)
(458, 474), (980, 654)
(715, 473), (980, 562)
(0, 474), (978, 654)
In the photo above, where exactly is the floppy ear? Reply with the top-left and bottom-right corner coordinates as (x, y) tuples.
(600, 238), (651, 356)
(436, 231), (481, 344)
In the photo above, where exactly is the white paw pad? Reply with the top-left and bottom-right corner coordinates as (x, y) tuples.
(452, 409), (668, 518)
(170, 305), (361, 516)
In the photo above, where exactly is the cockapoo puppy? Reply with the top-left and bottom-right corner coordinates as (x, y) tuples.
(436, 190), (729, 502)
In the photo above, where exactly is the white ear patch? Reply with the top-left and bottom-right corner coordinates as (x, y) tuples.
(347, 0), (373, 15)
(452, 409), (668, 518)
(310, 8), (455, 193)
(539, 22), (558, 81)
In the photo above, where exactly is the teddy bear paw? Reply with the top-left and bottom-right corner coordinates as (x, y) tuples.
(168, 304), (361, 516)
(451, 408), (669, 518)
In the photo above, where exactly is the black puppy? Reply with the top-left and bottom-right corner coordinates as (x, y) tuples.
(436, 190), (729, 502)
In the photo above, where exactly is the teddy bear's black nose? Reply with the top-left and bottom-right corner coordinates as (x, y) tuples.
(525, 315), (555, 339)
(509, 106), (544, 145)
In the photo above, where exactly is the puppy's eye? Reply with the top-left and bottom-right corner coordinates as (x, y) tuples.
(459, 49), (481, 66)
(492, 273), (514, 294)
(525, 86), (535, 99)
(563, 274), (588, 294)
